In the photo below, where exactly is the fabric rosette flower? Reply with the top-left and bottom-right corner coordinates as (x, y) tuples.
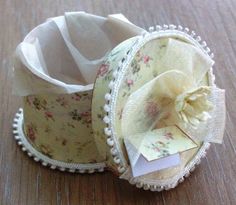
(121, 38), (224, 146)
(175, 86), (213, 128)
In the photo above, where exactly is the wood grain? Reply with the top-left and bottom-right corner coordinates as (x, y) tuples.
(0, 0), (235, 204)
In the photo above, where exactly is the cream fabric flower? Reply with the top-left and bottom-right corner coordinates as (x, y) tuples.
(121, 38), (221, 141)
(175, 86), (213, 127)
(120, 37), (225, 175)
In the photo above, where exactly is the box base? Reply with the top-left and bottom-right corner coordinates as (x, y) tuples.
(13, 108), (106, 173)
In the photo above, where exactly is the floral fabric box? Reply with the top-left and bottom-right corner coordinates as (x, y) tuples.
(13, 12), (225, 191)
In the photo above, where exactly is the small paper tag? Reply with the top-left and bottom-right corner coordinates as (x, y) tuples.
(125, 139), (180, 177)
(124, 126), (198, 177)
(141, 126), (197, 161)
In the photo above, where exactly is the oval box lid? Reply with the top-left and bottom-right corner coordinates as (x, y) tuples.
(92, 25), (225, 191)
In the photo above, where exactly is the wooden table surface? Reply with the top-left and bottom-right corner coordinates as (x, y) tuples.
(0, 0), (235, 204)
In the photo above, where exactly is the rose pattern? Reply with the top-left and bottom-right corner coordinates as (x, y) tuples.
(26, 123), (37, 142)
(71, 93), (91, 101)
(121, 50), (154, 96)
(23, 90), (100, 163)
(126, 79), (134, 88)
(44, 111), (55, 121)
(69, 109), (92, 127)
(97, 63), (110, 77)
(145, 132), (174, 158)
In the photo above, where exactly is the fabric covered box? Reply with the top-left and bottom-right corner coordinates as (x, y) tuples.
(13, 12), (225, 191)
